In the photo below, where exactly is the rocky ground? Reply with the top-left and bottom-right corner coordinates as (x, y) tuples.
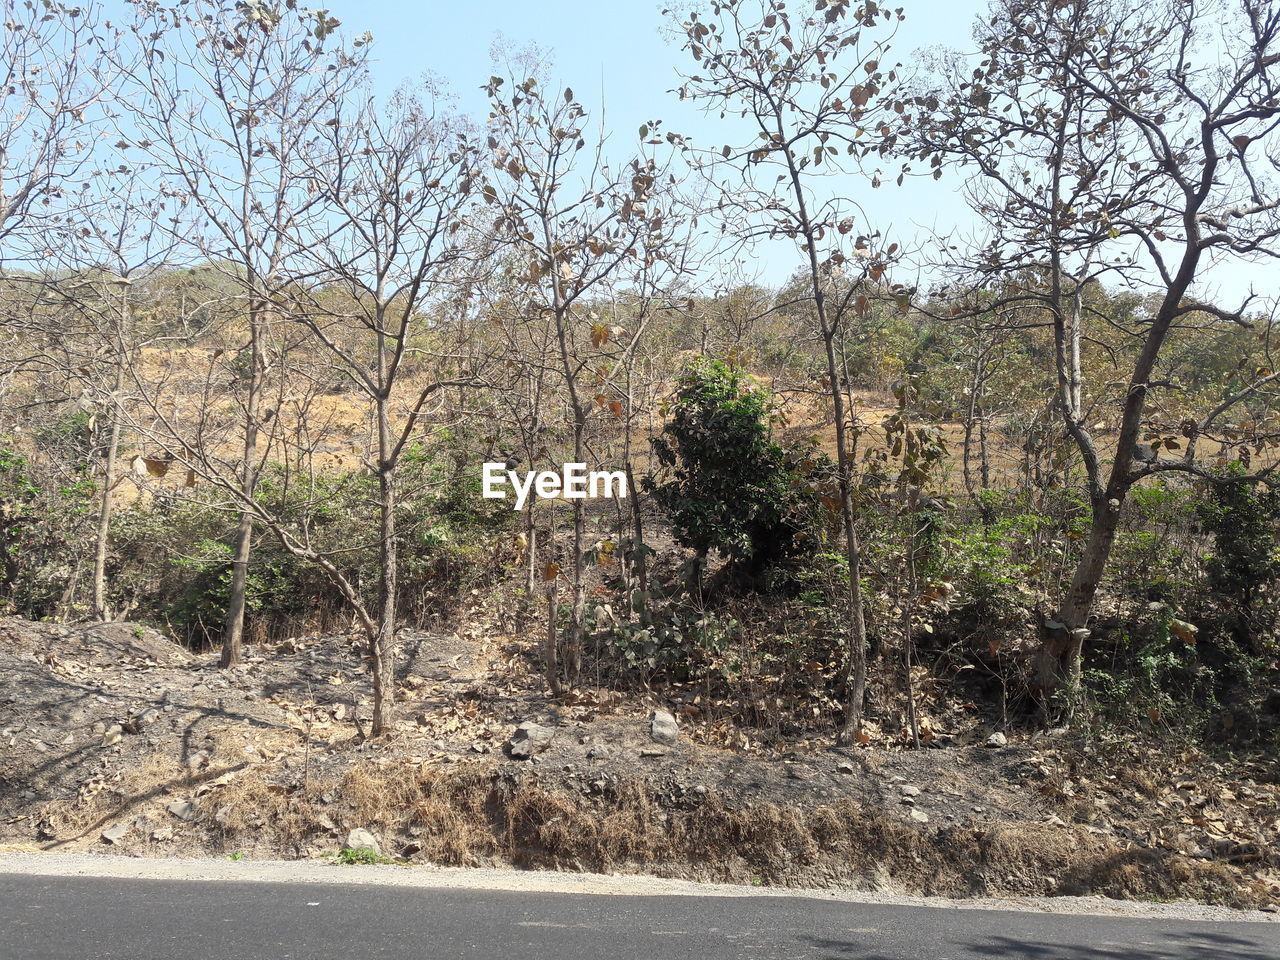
(1, 616), (1277, 909)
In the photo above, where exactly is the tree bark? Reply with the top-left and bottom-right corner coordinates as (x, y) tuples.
(544, 584), (562, 696)
(91, 365), (124, 622)
(568, 418), (586, 680)
(626, 463), (650, 626)
(371, 454), (397, 737)
(220, 310), (263, 668)
(92, 285), (132, 623)
(1038, 493), (1121, 703)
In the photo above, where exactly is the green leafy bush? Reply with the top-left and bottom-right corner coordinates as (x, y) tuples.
(1196, 465), (1280, 649)
(648, 358), (826, 584)
(0, 440), (94, 618)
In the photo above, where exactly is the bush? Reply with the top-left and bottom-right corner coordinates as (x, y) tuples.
(103, 434), (513, 647)
(1105, 482), (1200, 605)
(942, 507), (1052, 618)
(1196, 465), (1280, 650)
(1083, 606), (1215, 733)
(0, 440), (95, 618)
(648, 358), (827, 585)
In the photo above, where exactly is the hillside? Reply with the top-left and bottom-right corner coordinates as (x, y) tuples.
(3, 617), (1277, 908)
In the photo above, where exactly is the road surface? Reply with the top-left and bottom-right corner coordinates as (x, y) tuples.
(1, 867), (1276, 959)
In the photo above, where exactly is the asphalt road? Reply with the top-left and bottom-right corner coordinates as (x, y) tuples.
(1, 871), (1276, 960)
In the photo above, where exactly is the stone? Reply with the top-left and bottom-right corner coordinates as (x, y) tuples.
(507, 721), (555, 759)
(640, 748), (668, 758)
(909, 809), (930, 824)
(101, 822), (129, 844)
(836, 761), (856, 775)
(985, 732), (1008, 748)
(166, 800), (196, 822)
(650, 709), (679, 746)
(151, 826), (174, 842)
(130, 708), (161, 732)
(901, 785), (921, 797)
(344, 828), (380, 856)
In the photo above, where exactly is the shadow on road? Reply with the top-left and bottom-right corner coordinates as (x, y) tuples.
(805, 926), (1278, 959)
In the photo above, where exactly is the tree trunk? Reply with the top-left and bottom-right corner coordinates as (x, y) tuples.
(545, 583), (562, 696)
(902, 516), (920, 748)
(627, 463), (650, 626)
(370, 383), (398, 735)
(961, 413), (975, 496)
(830, 359), (869, 745)
(371, 464), (397, 736)
(1039, 491), (1123, 707)
(91, 368), (124, 622)
(220, 314), (263, 668)
(520, 516), (537, 630)
(962, 351), (981, 496)
(978, 404), (991, 490)
(567, 418), (586, 681)
(93, 289), (130, 623)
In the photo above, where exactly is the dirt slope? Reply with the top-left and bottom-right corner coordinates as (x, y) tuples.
(1, 617), (1277, 909)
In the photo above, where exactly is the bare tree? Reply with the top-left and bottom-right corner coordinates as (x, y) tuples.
(277, 84), (484, 735)
(910, 0), (1280, 708)
(672, 0), (909, 742)
(118, 0), (366, 665)
(484, 65), (673, 690)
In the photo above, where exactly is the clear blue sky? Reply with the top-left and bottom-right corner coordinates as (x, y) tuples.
(345, 0), (1273, 304)
(355, 1), (978, 121)
(96, 0), (1273, 303)
(354, 0), (986, 290)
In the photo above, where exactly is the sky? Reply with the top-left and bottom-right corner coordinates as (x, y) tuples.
(339, 0), (1277, 306)
(92, 0), (1278, 305)
(349, 0), (988, 288)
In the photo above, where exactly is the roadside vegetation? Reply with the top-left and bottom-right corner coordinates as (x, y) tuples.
(1, 0), (1278, 906)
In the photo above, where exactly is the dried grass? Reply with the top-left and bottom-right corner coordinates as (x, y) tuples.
(197, 763), (1271, 908)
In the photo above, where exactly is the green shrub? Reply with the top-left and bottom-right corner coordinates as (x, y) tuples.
(0, 440), (94, 618)
(647, 358), (826, 584)
(1196, 464), (1280, 649)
